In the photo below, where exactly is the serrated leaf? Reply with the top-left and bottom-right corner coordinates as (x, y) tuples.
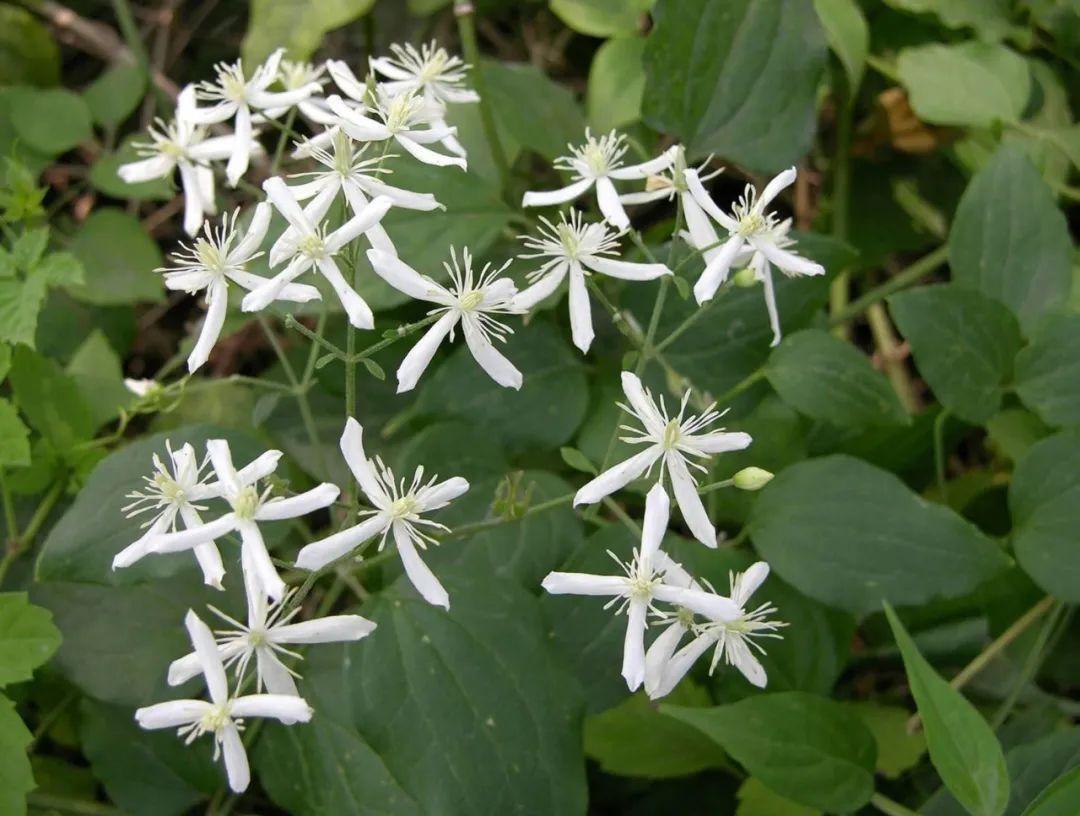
(0, 592), (61, 686)
(883, 602), (1009, 816)
(1015, 313), (1080, 428)
(0, 693), (33, 816)
(9, 345), (94, 449)
(0, 398), (30, 467)
(0, 274), (47, 348)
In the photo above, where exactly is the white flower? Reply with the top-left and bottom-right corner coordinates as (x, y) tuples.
(369, 41), (479, 158)
(118, 86), (256, 236)
(646, 562), (785, 698)
(511, 210), (671, 353)
(367, 246), (524, 392)
(136, 610), (312, 793)
(142, 439), (339, 602)
(522, 131), (678, 229)
(682, 167), (825, 345)
(542, 484), (739, 691)
(295, 418), (469, 610)
(574, 372), (752, 548)
(326, 87), (466, 170)
(287, 127), (441, 256)
(160, 204), (319, 372)
(168, 559), (375, 696)
(124, 378), (160, 398)
(112, 441), (231, 588)
(188, 48), (321, 185)
(259, 59), (336, 127)
(241, 177), (391, 329)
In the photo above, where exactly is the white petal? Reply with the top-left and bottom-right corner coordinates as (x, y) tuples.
(233, 202), (272, 258)
(757, 166), (797, 211)
(683, 168), (738, 232)
(619, 188), (673, 205)
(184, 610), (229, 704)
(230, 693), (313, 723)
(692, 234), (744, 306)
(221, 725), (251, 793)
(234, 450), (283, 485)
(567, 263), (594, 354)
(294, 513), (389, 570)
(640, 483), (670, 562)
(112, 513), (171, 570)
(273, 614), (376, 644)
(644, 621), (687, 698)
(648, 633), (713, 700)
(653, 550), (698, 590)
(573, 446), (662, 506)
(595, 176), (629, 229)
(620, 371), (665, 437)
(415, 476), (469, 511)
(187, 278), (228, 373)
(186, 100), (237, 125)
(510, 263), (568, 311)
(360, 177), (441, 211)
(263, 176), (314, 232)
(464, 326), (522, 390)
(754, 240), (825, 278)
(178, 163), (207, 236)
(584, 255), (670, 281)
(396, 311), (458, 393)
(759, 260), (782, 348)
(181, 508), (226, 589)
(145, 513), (238, 554)
(168, 640), (246, 687)
(338, 418), (388, 505)
(241, 256), (311, 313)
(395, 134), (466, 169)
(666, 452), (716, 548)
(393, 523), (449, 609)
(687, 430), (753, 454)
(728, 637), (768, 688)
(118, 155), (173, 183)
(654, 586), (741, 621)
(521, 177), (593, 208)
(622, 599), (648, 691)
(315, 256), (374, 329)
(207, 439), (241, 494)
(540, 572), (626, 596)
(608, 146), (678, 180)
(255, 648), (298, 696)
(324, 196), (393, 254)
(135, 699), (209, 730)
(225, 105), (252, 187)
(239, 521), (286, 602)
(735, 562), (770, 608)
(681, 192), (722, 263)
(326, 61), (368, 102)
(367, 249), (444, 302)
(255, 483), (339, 521)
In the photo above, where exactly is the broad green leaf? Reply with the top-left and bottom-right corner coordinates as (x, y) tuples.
(80, 698), (219, 816)
(0, 6), (60, 86)
(12, 228), (46, 270)
(949, 147), (1072, 331)
(896, 42), (1030, 128)
(1010, 430), (1080, 601)
(68, 209), (164, 305)
(0, 344), (9, 380)
(9, 345), (94, 449)
(642, 0), (828, 172)
(483, 61), (586, 161)
(83, 63), (147, 128)
(0, 593), (61, 685)
(255, 570), (587, 816)
(663, 692), (877, 812)
(1005, 729), (1080, 816)
(396, 419), (510, 485)
(1022, 766), (1080, 816)
(242, 0), (375, 64)
(584, 685), (727, 779)
(0, 398), (30, 467)
(417, 321), (588, 451)
(889, 285), (1022, 424)
(32, 252), (83, 287)
(766, 329), (909, 427)
(587, 37), (646, 132)
(0, 693), (33, 816)
(65, 330), (131, 429)
(89, 137), (174, 201)
(736, 778), (820, 816)
(813, 0), (869, 91)
(1015, 313), (1080, 427)
(9, 87), (92, 154)
(883, 0), (1025, 41)
(986, 409), (1051, 464)
(848, 702), (927, 779)
(749, 456), (1009, 614)
(884, 602), (1009, 816)
(550, 0), (652, 37)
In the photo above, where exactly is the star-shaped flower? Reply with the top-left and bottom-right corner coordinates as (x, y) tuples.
(295, 418), (469, 610)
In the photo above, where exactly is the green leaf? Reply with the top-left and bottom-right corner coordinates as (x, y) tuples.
(643, 0), (827, 172)
(242, 0), (375, 65)
(587, 37), (646, 132)
(889, 285), (1022, 424)
(482, 61), (586, 161)
(0, 398), (30, 468)
(9, 87), (92, 155)
(9, 345), (94, 449)
(1022, 766), (1080, 816)
(0, 593), (61, 686)
(67, 208), (164, 305)
(736, 778), (820, 816)
(12, 228), (47, 271)
(749, 455), (1009, 614)
(896, 42), (1030, 128)
(1015, 313), (1080, 427)
(560, 446), (597, 475)
(813, 0), (869, 91)
(254, 570), (587, 815)
(986, 409), (1051, 464)
(550, 0), (652, 36)
(0, 344), (10, 380)
(32, 252), (83, 287)
(883, 0), (1025, 42)
(766, 329), (909, 427)
(1005, 729), (1080, 816)
(0, 6), (60, 86)
(417, 321), (588, 451)
(1010, 429), (1080, 601)
(0, 693), (33, 816)
(848, 702), (927, 779)
(584, 685), (727, 779)
(80, 698), (219, 816)
(84, 63), (147, 128)
(0, 274), (47, 348)
(948, 147), (1072, 331)
(662, 692), (877, 812)
(884, 602), (1010, 816)
(65, 330), (130, 429)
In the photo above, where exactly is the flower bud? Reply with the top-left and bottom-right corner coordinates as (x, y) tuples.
(732, 266), (757, 288)
(732, 467), (774, 491)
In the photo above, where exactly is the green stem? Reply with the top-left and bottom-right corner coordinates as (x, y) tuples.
(933, 408), (950, 501)
(867, 301), (919, 413)
(0, 471), (16, 546)
(285, 313), (347, 361)
(443, 492), (574, 539)
(654, 286), (728, 353)
(270, 109), (297, 175)
(602, 496), (642, 536)
(716, 368), (767, 406)
(991, 600), (1067, 729)
(350, 313), (441, 362)
(454, 2), (509, 190)
(870, 793), (920, 816)
(697, 478), (734, 495)
(830, 94), (854, 340)
(0, 479), (64, 583)
(828, 245), (949, 326)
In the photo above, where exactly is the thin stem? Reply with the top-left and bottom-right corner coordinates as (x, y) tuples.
(270, 108), (297, 175)
(350, 313), (441, 362)
(697, 478), (734, 495)
(0, 479), (65, 583)
(870, 793), (920, 816)
(867, 301), (919, 413)
(301, 311), (328, 385)
(715, 368), (766, 406)
(932, 407), (950, 502)
(654, 287), (728, 353)
(830, 93), (854, 340)
(634, 277), (669, 377)
(991, 600), (1067, 730)
(285, 313), (347, 361)
(454, 2), (508, 189)
(29, 689), (78, 751)
(602, 496), (642, 537)
(828, 245), (949, 326)
(443, 492), (574, 539)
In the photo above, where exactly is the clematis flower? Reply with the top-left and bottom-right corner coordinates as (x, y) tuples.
(326, 87), (466, 169)
(189, 48), (322, 186)
(287, 127), (441, 256)
(113, 441), (229, 588)
(136, 610), (312, 793)
(522, 130), (678, 229)
(682, 167), (824, 345)
(574, 372), (752, 548)
(168, 556), (375, 696)
(118, 86), (257, 236)
(241, 177), (392, 329)
(542, 484), (739, 691)
(141, 439), (339, 602)
(258, 59), (336, 128)
(295, 418), (468, 610)
(159, 204), (320, 373)
(367, 246), (524, 392)
(646, 562), (785, 698)
(512, 210), (671, 353)
(369, 41), (479, 157)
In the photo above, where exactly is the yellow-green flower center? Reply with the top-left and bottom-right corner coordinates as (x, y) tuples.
(459, 290), (484, 311)
(154, 473), (186, 503)
(234, 486), (260, 520)
(199, 704), (231, 734)
(390, 495), (418, 519)
(737, 212), (766, 238)
(662, 419), (681, 450)
(297, 234), (326, 259)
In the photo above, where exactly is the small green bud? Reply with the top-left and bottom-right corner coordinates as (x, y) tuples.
(732, 266), (757, 288)
(732, 467), (774, 491)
